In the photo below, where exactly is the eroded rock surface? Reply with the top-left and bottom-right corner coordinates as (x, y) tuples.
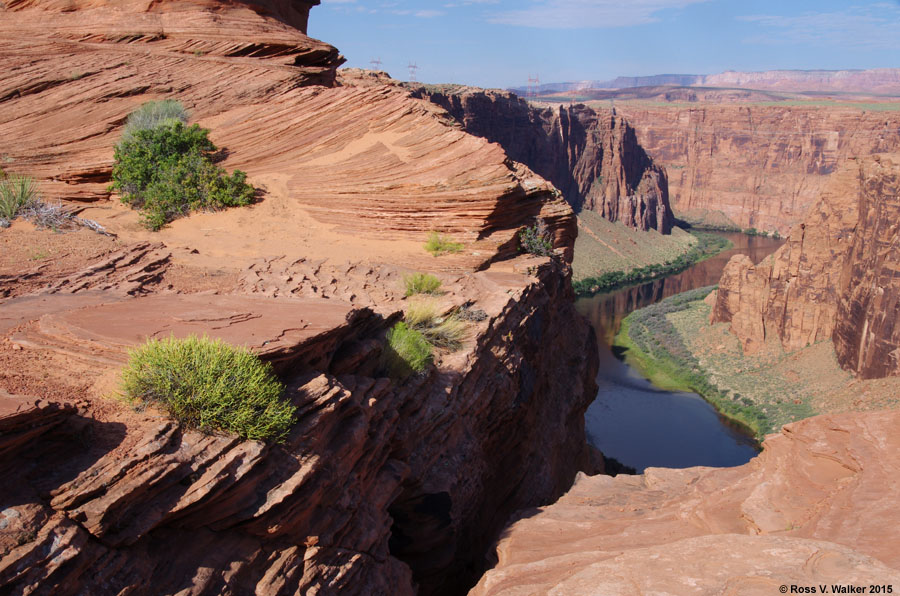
(0, 0), (574, 270)
(472, 410), (900, 595)
(618, 104), (900, 233)
(713, 154), (900, 379)
(414, 86), (673, 234)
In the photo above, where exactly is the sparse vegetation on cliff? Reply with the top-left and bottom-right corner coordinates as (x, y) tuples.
(405, 300), (467, 350)
(574, 231), (730, 296)
(381, 301), (469, 379)
(424, 231), (464, 256)
(111, 101), (254, 230)
(404, 272), (442, 296)
(382, 322), (433, 378)
(121, 335), (295, 442)
(519, 221), (553, 256)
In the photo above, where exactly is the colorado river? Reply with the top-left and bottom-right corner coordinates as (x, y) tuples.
(575, 232), (785, 472)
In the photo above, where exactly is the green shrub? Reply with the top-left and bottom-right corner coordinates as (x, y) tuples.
(120, 335), (295, 442)
(121, 99), (189, 143)
(519, 220), (553, 256)
(424, 231), (464, 256)
(111, 117), (254, 230)
(404, 272), (442, 296)
(382, 322), (433, 378)
(0, 174), (37, 223)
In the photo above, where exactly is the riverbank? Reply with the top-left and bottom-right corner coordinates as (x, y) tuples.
(573, 228), (731, 297)
(613, 288), (900, 439)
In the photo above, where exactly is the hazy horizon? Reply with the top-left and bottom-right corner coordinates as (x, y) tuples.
(311, 0), (900, 89)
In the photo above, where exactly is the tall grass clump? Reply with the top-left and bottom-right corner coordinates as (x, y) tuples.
(0, 174), (38, 225)
(404, 272), (442, 296)
(404, 300), (467, 350)
(111, 100), (254, 230)
(121, 99), (189, 143)
(424, 231), (464, 257)
(382, 322), (433, 379)
(120, 335), (295, 442)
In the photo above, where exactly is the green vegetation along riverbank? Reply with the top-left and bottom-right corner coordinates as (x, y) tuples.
(573, 229), (731, 297)
(614, 287), (900, 439)
(614, 287), (799, 439)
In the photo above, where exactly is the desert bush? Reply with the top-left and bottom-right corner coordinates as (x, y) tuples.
(424, 231), (463, 256)
(111, 115), (254, 230)
(519, 220), (553, 256)
(404, 272), (442, 296)
(0, 174), (37, 225)
(121, 99), (189, 143)
(120, 335), (295, 442)
(381, 322), (433, 378)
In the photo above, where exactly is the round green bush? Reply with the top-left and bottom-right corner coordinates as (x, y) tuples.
(121, 335), (295, 442)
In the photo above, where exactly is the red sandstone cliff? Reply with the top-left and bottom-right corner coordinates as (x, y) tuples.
(414, 86), (674, 234)
(472, 410), (900, 595)
(617, 104), (900, 234)
(0, 1), (600, 594)
(713, 154), (900, 380)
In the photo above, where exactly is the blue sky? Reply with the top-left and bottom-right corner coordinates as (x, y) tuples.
(309, 1), (900, 89)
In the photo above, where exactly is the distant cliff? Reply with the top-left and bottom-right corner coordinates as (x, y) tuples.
(413, 86), (674, 234)
(617, 104), (900, 234)
(713, 153), (900, 380)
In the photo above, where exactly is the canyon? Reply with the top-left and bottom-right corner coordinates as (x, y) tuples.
(713, 153), (900, 380)
(0, 1), (603, 594)
(414, 86), (674, 235)
(616, 103), (900, 234)
(3, 1), (900, 595)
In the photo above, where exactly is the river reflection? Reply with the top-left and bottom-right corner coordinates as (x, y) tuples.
(575, 232), (784, 472)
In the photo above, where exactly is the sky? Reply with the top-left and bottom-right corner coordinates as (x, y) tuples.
(309, 0), (900, 89)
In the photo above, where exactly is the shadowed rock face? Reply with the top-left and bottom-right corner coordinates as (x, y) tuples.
(472, 410), (900, 595)
(414, 86), (674, 234)
(712, 154), (900, 379)
(617, 104), (900, 234)
(0, 258), (598, 596)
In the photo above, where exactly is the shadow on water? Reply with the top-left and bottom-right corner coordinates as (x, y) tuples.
(576, 232), (784, 473)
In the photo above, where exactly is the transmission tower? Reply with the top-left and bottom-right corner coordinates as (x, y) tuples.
(408, 62), (419, 82)
(527, 74), (540, 98)
(370, 57), (383, 70)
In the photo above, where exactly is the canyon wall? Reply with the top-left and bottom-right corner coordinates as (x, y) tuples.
(0, 257), (598, 596)
(617, 104), (900, 234)
(472, 409), (900, 594)
(713, 154), (900, 379)
(414, 86), (674, 234)
(0, 1), (601, 594)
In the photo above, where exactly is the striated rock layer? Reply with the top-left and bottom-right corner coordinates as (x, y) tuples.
(472, 410), (900, 595)
(0, 255), (599, 596)
(0, 0), (575, 270)
(617, 104), (900, 234)
(414, 86), (674, 234)
(713, 154), (900, 379)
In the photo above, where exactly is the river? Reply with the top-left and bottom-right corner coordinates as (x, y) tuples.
(575, 232), (785, 472)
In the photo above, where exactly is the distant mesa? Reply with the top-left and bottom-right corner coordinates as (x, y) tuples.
(511, 68), (900, 101)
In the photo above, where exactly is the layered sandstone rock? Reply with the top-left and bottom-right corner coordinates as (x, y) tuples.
(414, 86), (673, 234)
(0, 0), (574, 270)
(0, 256), (598, 595)
(713, 154), (900, 379)
(833, 155), (900, 378)
(472, 410), (900, 595)
(617, 104), (900, 234)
